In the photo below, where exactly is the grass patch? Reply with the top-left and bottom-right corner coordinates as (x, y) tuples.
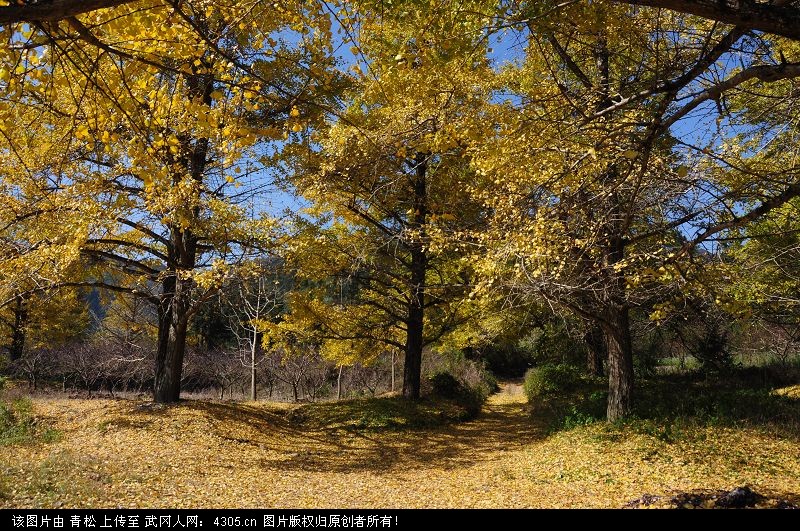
(631, 371), (800, 437)
(289, 396), (478, 432)
(0, 449), (110, 507)
(0, 398), (60, 446)
(531, 364), (800, 436)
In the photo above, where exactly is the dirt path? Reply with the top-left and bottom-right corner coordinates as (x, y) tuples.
(491, 380), (525, 403)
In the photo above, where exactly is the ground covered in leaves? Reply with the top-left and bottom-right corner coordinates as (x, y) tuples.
(1, 382), (799, 508)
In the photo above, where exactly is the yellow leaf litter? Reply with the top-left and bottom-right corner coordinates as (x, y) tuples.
(1, 383), (798, 508)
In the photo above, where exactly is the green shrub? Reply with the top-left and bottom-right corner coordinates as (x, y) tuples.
(561, 406), (600, 430)
(583, 390), (608, 417)
(428, 370), (489, 419)
(523, 363), (583, 401)
(695, 326), (734, 375)
(541, 388), (607, 432)
(456, 386), (487, 419)
(634, 342), (661, 379)
(424, 347), (497, 397)
(430, 372), (462, 399)
(518, 323), (585, 367)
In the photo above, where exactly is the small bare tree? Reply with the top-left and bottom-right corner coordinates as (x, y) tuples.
(222, 264), (284, 401)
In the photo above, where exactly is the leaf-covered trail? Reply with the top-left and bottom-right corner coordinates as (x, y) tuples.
(2, 384), (799, 508)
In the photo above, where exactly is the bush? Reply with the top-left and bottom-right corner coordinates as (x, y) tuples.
(456, 386), (488, 419)
(430, 372), (462, 399)
(582, 390), (609, 418)
(423, 347), (498, 397)
(523, 363), (583, 401)
(518, 323), (585, 367)
(480, 345), (535, 378)
(634, 340), (661, 379)
(561, 406), (600, 430)
(428, 370), (489, 419)
(695, 325), (734, 375)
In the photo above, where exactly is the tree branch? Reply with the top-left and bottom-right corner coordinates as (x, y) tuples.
(671, 180), (800, 262)
(614, 0), (800, 40)
(0, 0), (134, 25)
(662, 62), (800, 131)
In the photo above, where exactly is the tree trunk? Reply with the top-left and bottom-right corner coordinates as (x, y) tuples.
(9, 295), (28, 361)
(250, 328), (258, 401)
(604, 305), (634, 422)
(601, 229), (634, 421)
(154, 273), (190, 403)
(403, 300), (424, 399)
(402, 153), (428, 399)
(336, 365), (343, 400)
(585, 322), (606, 377)
(391, 351), (396, 393)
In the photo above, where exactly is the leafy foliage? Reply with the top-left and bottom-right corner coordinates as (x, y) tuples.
(523, 364), (584, 401)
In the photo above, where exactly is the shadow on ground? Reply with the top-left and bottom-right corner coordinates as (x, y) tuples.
(104, 384), (546, 473)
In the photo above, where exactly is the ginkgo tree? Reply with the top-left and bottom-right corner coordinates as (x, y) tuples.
(0, 0), (337, 402)
(0, 287), (90, 362)
(268, 0), (496, 398)
(472, 1), (800, 419)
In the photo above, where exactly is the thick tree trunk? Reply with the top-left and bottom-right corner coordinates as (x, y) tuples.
(153, 273), (190, 403)
(402, 154), (428, 399)
(9, 295), (28, 361)
(585, 322), (606, 377)
(403, 294), (424, 399)
(600, 224), (634, 421)
(604, 305), (634, 422)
